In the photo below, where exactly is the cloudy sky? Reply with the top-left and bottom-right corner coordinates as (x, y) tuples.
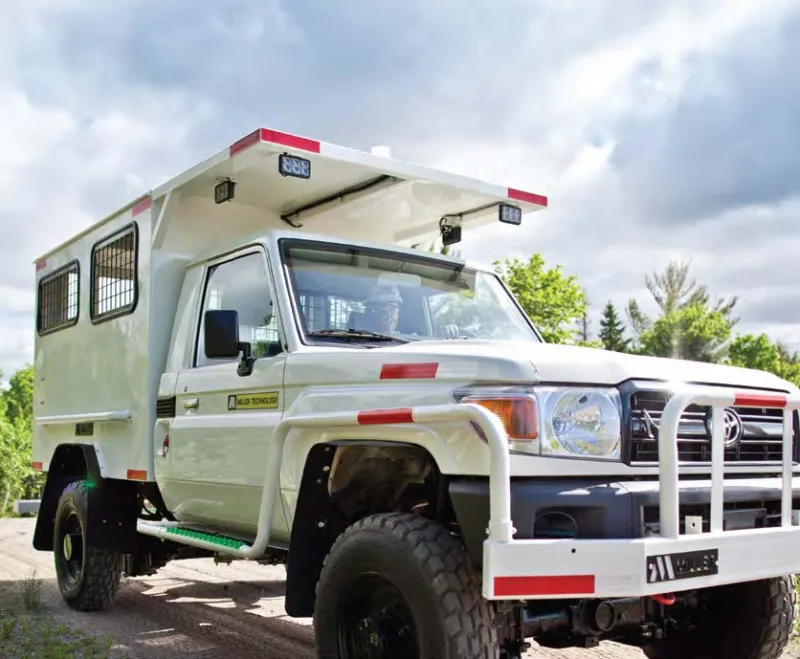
(3, 0), (800, 378)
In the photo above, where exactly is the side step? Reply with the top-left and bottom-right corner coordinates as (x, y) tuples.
(165, 526), (249, 550)
(137, 520), (259, 558)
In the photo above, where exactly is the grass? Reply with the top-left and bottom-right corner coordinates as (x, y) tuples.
(0, 571), (119, 658)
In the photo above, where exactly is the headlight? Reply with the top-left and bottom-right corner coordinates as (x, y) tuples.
(538, 387), (621, 460)
(456, 386), (622, 461)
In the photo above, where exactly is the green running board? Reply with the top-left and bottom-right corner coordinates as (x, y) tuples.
(164, 527), (247, 550)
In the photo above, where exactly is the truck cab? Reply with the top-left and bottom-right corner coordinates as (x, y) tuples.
(31, 127), (800, 659)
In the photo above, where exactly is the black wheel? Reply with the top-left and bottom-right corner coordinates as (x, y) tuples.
(644, 575), (797, 659)
(53, 480), (123, 611)
(313, 512), (498, 659)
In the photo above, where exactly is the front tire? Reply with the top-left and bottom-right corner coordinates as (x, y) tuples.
(313, 512), (498, 659)
(644, 575), (797, 659)
(53, 480), (123, 611)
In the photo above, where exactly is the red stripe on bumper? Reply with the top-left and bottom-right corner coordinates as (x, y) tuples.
(734, 393), (787, 408)
(494, 575), (596, 597)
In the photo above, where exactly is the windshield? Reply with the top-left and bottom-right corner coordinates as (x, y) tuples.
(280, 240), (540, 345)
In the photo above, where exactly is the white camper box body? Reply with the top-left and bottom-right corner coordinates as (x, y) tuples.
(32, 127), (547, 489)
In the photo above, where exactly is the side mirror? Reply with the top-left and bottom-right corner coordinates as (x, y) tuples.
(204, 309), (241, 359)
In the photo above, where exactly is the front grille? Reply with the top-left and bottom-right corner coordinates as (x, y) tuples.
(627, 388), (797, 465)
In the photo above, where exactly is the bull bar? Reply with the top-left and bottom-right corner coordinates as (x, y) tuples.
(481, 386), (800, 600)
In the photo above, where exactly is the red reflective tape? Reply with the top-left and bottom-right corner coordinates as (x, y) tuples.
(127, 469), (148, 481)
(230, 127), (321, 156)
(734, 393), (787, 408)
(508, 188), (548, 207)
(380, 363), (439, 380)
(357, 408), (415, 425)
(494, 575), (595, 597)
(31, 461), (43, 471)
(230, 129), (262, 156)
(35, 259), (46, 271)
(259, 128), (321, 153)
(132, 197), (152, 216)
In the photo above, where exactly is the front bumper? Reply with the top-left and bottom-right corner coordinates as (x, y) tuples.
(483, 523), (800, 599)
(450, 476), (800, 599)
(337, 386), (800, 601)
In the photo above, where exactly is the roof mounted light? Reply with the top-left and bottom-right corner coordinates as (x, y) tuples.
(498, 203), (522, 225)
(440, 217), (462, 246)
(279, 153), (311, 179)
(214, 178), (236, 204)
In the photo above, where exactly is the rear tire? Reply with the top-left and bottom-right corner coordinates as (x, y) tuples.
(644, 575), (796, 659)
(53, 480), (123, 611)
(313, 512), (498, 659)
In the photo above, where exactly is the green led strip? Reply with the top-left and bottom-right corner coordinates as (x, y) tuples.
(165, 527), (247, 550)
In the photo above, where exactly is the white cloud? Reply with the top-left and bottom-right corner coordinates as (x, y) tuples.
(2, 0), (800, 382)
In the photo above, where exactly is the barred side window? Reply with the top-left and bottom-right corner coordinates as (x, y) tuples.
(91, 223), (138, 322)
(37, 261), (80, 335)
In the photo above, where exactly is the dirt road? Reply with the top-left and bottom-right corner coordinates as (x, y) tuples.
(0, 518), (794, 658)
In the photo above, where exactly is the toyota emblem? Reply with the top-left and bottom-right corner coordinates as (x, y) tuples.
(706, 407), (744, 447)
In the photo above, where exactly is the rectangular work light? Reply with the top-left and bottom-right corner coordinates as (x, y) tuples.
(498, 203), (522, 225)
(279, 153), (312, 179)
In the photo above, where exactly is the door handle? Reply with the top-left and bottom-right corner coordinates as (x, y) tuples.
(183, 397), (199, 410)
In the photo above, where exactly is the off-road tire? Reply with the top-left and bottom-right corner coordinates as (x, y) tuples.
(53, 480), (123, 611)
(644, 575), (797, 659)
(313, 512), (499, 659)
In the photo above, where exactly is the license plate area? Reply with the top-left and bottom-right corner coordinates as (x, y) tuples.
(646, 548), (719, 584)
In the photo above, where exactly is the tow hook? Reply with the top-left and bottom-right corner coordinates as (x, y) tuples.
(651, 593), (676, 606)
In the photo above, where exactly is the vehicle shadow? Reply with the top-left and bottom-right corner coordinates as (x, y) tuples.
(1, 575), (316, 659)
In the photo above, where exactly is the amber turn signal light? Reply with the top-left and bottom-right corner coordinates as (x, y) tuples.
(462, 395), (539, 441)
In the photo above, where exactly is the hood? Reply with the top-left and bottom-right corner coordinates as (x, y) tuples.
(387, 339), (796, 392)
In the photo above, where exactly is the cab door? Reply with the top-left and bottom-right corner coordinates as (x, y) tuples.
(163, 245), (290, 543)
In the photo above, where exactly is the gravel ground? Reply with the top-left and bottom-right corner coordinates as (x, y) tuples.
(0, 517), (796, 658)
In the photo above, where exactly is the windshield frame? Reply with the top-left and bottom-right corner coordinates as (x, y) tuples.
(277, 237), (544, 348)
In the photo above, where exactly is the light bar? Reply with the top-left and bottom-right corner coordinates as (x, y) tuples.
(279, 153), (311, 179)
(498, 203), (522, 225)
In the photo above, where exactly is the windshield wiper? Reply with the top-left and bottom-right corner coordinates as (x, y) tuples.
(306, 329), (409, 344)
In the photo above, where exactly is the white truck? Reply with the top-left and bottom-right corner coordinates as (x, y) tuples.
(31, 126), (800, 659)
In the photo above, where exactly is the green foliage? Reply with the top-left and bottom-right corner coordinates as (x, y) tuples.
(627, 260), (738, 362)
(0, 574), (118, 657)
(635, 302), (733, 362)
(726, 333), (800, 386)
(494, 254), (587, 344)
(598, 301), (631, 353)
(3, 367), (33, 427)
(0, 365), (41, 516)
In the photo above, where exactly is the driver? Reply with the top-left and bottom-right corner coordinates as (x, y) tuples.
(365, 282), (403, 335)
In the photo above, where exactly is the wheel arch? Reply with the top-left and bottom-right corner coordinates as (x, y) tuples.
(284, 439), (454, 617)
(33, 443), (141, 553)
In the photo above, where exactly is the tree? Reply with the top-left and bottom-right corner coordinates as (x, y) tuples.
(726, 333), (800, 387)
(0, 364), (40, 515)
(494, 255), (587, 344)
(627, 260), (737, 362)
(636, 302), (732, 362)
(3, 365), (33, 426)
(598, 301), (631, 353)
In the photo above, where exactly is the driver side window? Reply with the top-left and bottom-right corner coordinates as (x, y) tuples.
(195, 251), (281, 367)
